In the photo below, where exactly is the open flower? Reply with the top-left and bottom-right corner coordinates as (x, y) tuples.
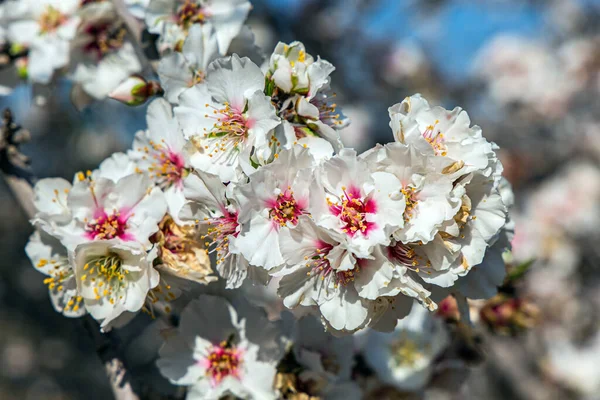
(71, 2), (142, 99)
(364, 302), (449, 392)
(3, 0), (79, 84)
(26, 230), (85, 318)
(280, 314), (362, 399)
(130, 98), (190, 221)
(276, 216), (381, 333)
(363, 142), (460, 244)
(31, 177), (73, 237)
(389, 94), (495, 179)
(72, 239), (159, 328)
(157, 295), (281, 400)
(233, 146), (314, 270)
(157, 23), (219, 104)
(180, 170), (262, 288)
(146, 0), (251, 53)
(61, 173), (167, 250)
(175, 54), (280, 182)
(309, 149), (405, 257)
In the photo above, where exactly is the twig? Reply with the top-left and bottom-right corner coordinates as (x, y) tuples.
(0, 108), (140, 400)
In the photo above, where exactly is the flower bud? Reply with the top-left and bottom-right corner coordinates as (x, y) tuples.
(109, 75), (163, 106)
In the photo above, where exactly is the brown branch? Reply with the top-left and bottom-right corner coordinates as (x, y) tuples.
(0, 108), (140, 400)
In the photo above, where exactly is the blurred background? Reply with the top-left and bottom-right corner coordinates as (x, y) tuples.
(1, 0), (600, 398)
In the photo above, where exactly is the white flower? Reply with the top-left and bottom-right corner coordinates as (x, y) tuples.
(175, 54), (280, 182)
(3, 0), (79, 84)
(409, 173), (509, 288)
(146, 0), (251, 54)
(72, 239), (159, 328)
(157, 295), (280, 400)
(233, 146), (314, 270)
(267, 41), (348, 156)
(364, 302), (449, 391)
(309, 148), (405, 257)
(267, 41), (333, 97)
(25, 230), (85, 317)
(389, 94), (495, 179)
(289, 315), (362, 399)
(276, 215), (378, 333)
(179, 171), (255, 288)
(157, 23), (219, 104)
(61, 173), (167, 250)
(129, 98), (189, 221)
(71, 4), (142, 99)
(31, 177), (72, 237)
(363, 142), (460, 244)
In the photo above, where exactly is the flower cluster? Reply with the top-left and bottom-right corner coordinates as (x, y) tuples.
(26, 37), (511, 336)
(0, 0), (142, 100)
(18, 1), (515, 398)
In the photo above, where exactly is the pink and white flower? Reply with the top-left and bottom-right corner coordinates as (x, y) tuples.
(157, 295), (281, 400)
(175, 54), (280, 182)
(362, 142), (460, 244)
(389, 94), (495, 179)
(129, 98), (189, 221)
(61, 173), (167, 250)
(309, 149), (405, 257)
(3, 0), (80, 84)
(71, 3), (142, 99)
(146, 0), (251, 54)
(157, 23), (219, 104)
(233, 146), (314, 270)
(180, 171), (260, 288)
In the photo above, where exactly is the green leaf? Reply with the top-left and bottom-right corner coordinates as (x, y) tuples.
(506, 259), (535, 283)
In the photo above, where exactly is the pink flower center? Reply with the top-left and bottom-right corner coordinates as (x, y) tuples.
(205, 342), (242, 386)
(82, 23), (126, 60)
(201, 210), (239, 265)
(86, 211), (130, 240)
(422, 121), (447, 156)
(328, 186), (377, 237)
(201, 103), (251, 159)
(268, 190), (306, 227)
(144, 140), (186, 188)
(305, 240), (359, 288)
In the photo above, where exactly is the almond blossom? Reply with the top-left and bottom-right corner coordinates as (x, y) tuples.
(157, 23), (219, 104)
(71, 2), (142, 99)
(146, 0), (251, 54)
(309, 148), (405, 257)
(71, 239), (159, 328)
(157, 295), (281, 399)
(129, 98), (189, 221)
(2, 0), (80, 84)
(61, 173), (167, 250)
(175, 54), (280, 182)
(233, 146), (314, 270)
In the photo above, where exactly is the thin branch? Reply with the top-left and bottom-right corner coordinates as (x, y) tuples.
(0, 108), (140, 400)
